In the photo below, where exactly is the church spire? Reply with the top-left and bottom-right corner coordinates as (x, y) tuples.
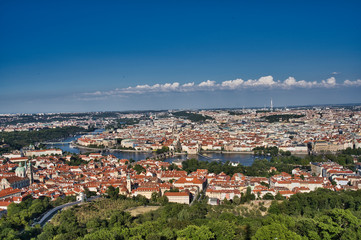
(26, 160), (34, 184)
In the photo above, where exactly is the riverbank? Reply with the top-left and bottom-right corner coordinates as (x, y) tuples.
(69, 143), (307, 158)
(201, 150), (254, 154)
(201, 150), (308, 155)
(71, 142), (153, 153)
(67, 144), (308, 156)
(47, 131), (263, 165)
(71, 142), (188, 155)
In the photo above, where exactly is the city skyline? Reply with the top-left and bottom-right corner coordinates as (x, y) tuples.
(1, 1), (361, 113)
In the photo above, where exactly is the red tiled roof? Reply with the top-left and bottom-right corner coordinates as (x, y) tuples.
(175, 177), (204, 185)
(164, 192), (189, 197)
(0, 188), (21, 198)
(134, 187), (159, 192)
(2, 176), (27, 184)
(0, 201), (12, 207)
(279, 190), (294, 195)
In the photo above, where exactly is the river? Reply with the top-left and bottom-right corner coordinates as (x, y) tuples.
(46, 129), (266, 166)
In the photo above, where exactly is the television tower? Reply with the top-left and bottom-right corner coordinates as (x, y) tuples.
(270, 98), (273, 112)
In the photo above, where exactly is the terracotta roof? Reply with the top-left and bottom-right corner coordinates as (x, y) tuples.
(2, 176), (27, 184)
(175, 177), (204, 185)
(164, 192), (189, 197)
(278, 190), (294, 195)
(0, 201), (12, 207)
(134, 187), (159, 192)
(0, 188), (21, 198)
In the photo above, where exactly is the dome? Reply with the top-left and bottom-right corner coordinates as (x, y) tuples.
(15, 166), (25, 172)
(15, 162), (26, 177)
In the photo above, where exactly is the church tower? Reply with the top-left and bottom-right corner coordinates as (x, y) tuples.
(26, 160), (34, 184)
(126, 174), (132, 193)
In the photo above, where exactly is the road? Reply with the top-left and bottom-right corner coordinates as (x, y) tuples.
(190, 182), (208, 205)
(33, 196), (100, 227)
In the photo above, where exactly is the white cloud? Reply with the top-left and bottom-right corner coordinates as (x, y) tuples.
(221, 78), (244, 89)
(344, 79), (361, 86)
(83, 90), (103, 96)
(283, 77), (317, 88)
(182, 82), (195, 87)
(122, 82), (181, 93)
(243, 76), (277, 87)
(161, 82), (180, 91)
(198, 80), (216, 87)
(321, 77), (337, 88)
(81, 75), (361, 100)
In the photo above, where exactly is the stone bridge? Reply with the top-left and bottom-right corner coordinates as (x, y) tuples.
(149, 151), (175, 160)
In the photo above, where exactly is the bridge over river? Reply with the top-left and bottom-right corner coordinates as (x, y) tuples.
(149, 151), (176, 160)
(197, 153), (221, 161)
(43, 141), (73, 145)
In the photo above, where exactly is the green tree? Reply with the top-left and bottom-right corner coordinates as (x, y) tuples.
(208, 220), (236, 240)
(151, 192), (160, 202)
(133, 164), (146, 174)
(107, 186), (119, 200)
(158, 196), (169, 206)
(86, 218), (102, 233)
(275, 192), (285, 200)
(233, 195), (241, 205)
(241, 187), (256, 203)
(168, 163), (179, 170)
(109, 211), (132, 227)
(262, 193), (275, 200)
(55, 209), (86, 239)
(252, 223), (302, 240)
(156, 146), (169, 154)
(82, 229), (117, 240)
(315, 209), (361, 239)
(84, 187), (96, 198)
(177, 225), (215, 240)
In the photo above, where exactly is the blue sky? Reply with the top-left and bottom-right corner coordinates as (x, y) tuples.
(0, 1), (360, 113)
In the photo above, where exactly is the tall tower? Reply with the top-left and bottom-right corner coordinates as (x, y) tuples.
(270, 98), (273, 112)
(126, 174), (132, 193)
(26, 160), (34, 184)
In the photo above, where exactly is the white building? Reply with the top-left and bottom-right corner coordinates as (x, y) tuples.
(164, 191), (190, 204)
(25, 149), (62, 157)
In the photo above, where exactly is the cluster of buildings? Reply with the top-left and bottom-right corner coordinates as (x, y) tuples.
(75, 108), (361, 154)
(0, 119), (92, 133)
(0, 112), (117, 132)
(2, 149), (63, 160)
(0, 149), (360, 213)
(77, 135), (117, 148)
(0, 107), (360, 215)
(311, 161), (361, 189)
